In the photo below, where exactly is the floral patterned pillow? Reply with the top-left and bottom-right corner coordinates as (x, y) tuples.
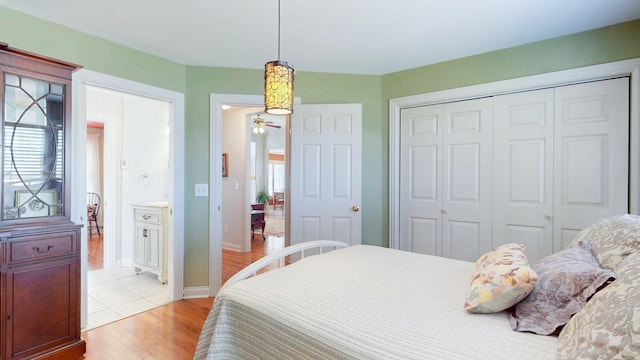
(569, 214), (640, 272)
(510, 239), (615, 335)
(557, 251), (640, 359)
(464, 243), (538, 313)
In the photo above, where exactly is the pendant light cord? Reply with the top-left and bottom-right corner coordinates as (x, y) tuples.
(277, 0), (281, 60)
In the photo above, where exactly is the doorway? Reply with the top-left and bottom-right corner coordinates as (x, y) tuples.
(209, 94), (292, 295)
(86, 121), (104, 269)
(73, 69), (185, 330)
(210, 95), (362, 296)
(84, 85), (175, 329)
(248, 111), (286, 242)
(219, 106), (287, 283)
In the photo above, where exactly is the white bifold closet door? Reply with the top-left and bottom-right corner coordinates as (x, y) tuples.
(493, 88), (555, 262)
(493, 77), (629, 262)
(399, 98), (493, 262)
(400, 77), (629, 263)
(553, 78), (629, 252)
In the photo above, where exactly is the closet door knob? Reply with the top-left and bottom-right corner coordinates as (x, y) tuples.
(544, 214), (553, 220)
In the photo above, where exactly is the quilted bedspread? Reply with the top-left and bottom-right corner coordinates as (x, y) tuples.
(194, 245), (557, 359)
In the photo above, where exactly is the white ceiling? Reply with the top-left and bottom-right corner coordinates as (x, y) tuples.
(1, 0), (639, 75)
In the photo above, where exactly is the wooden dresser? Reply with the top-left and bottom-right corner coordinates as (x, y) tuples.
(0, 44), (84, 359)
(0, 223), (83, 359)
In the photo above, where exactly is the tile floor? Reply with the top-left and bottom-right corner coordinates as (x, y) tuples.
(85, 266), (171, 331)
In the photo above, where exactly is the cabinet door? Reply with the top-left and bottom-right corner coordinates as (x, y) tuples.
(145, 225), (162, 270)
(134, 224), (147, 266)
(5, 258), (78, 359)
(2, 73), (68, 222)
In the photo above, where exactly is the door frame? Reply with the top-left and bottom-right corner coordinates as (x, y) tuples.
(72, 69), (185, 327)
(389, 58), (640, 250)
(209, 94), (299, 295)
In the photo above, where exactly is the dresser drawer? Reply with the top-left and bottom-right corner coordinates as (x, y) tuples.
(8, 233), (76, 264)
(134, 208), (161, 224)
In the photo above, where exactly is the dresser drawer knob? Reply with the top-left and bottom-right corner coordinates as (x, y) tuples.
(32, 244), (55, 253)
(142, 215), (151, 220)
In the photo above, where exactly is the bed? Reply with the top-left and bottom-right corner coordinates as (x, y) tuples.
(195, 215), (640, 360)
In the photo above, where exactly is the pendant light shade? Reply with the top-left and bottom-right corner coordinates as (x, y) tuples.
(264, 0), (294, 115)
(265, 60), (294, 115)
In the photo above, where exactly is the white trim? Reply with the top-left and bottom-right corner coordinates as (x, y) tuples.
(183, 286), (212, 299)
(72, 69), (185, 327)
(389, 58), (640, 250)
(208, 94), (300, 296)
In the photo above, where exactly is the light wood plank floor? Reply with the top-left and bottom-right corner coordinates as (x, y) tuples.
(82, 297), (214, 360)
(87, 231), (103, 271)
(84, 227), (283, 359)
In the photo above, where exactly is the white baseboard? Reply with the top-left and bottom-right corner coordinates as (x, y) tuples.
(183, 286), (211, 299)
(222, 242), (242, 252)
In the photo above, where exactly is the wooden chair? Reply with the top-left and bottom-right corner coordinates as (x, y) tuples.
(87, 192), (101, 237)
(272, 192), (285, 210)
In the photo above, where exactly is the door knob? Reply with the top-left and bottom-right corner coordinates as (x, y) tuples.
(352, 205), (360, 212)
(544, 214), (553, 220)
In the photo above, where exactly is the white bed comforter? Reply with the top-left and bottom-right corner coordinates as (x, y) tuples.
(194, 245), (557, 359)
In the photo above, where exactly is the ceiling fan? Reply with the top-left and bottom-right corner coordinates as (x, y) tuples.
(252, 116), (281, 134)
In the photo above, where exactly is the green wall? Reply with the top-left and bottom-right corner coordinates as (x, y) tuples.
(184, 68), (382, 286)
(382, 20), (640, 99)
(0, 5), (638, 289)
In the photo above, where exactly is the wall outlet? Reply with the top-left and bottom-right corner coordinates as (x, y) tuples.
(194, 183), (208, 197)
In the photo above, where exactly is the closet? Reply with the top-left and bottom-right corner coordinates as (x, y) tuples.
(399, 77), (629, 263)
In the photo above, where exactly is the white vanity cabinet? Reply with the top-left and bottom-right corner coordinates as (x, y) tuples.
(132, 203), (169, 284)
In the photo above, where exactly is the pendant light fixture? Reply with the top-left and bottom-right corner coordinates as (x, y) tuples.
(264, 0), (294, 115)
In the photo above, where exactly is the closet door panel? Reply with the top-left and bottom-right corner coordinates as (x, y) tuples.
(442, 98), (493, 262)
(554, 77), (629, 251)
(447, 220), (480, 261)
(493, 89), (554, 263)
(399, 105), (443, 255)
(562, 135), (607, 205)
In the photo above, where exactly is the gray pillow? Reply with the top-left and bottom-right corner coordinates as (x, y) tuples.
(569, 214), (640, 272)
(510, 239), (615, 335)
(557, 251), (640, 359)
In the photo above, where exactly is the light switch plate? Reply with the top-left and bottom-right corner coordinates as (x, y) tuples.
(194, 183), (208, 197)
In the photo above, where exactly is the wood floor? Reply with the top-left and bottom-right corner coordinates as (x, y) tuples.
(87, 232), (103, 271)
(82, 297), (214, 360)
(83, 219), (283, 359)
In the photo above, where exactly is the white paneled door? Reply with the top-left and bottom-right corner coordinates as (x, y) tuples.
(290, 104), (362, 247)
(553, 78), (629, 251)
(493, 88), (555, 262)
(399, 98), (493, 262)
(398, 105), (443, 256)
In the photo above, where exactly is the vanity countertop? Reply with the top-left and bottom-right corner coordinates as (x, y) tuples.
(131, 201), (169, 208)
